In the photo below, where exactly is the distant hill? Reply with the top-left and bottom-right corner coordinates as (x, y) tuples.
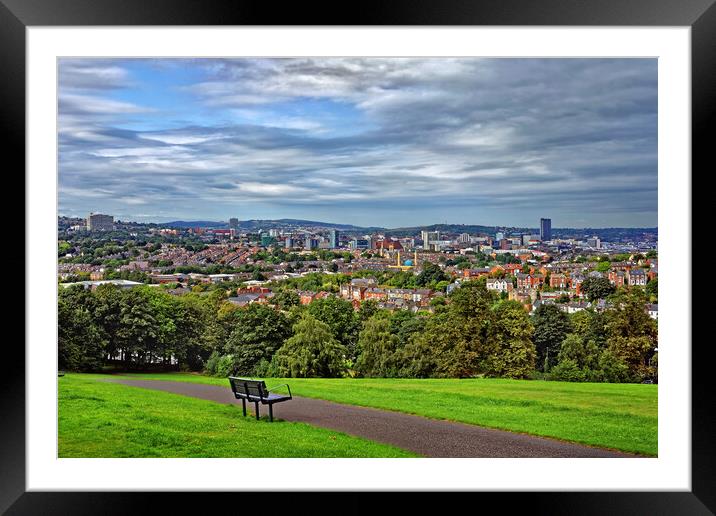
(552, 227), (658, 241)
(241, 219), (382, 231)
(384, 223), (512, 236)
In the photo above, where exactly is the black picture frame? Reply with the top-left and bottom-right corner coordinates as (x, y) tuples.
(2, 0), (710, 513)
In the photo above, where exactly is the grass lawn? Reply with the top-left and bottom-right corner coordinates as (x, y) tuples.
(58, 374), (417, 458)
(115, 372), (658, 456)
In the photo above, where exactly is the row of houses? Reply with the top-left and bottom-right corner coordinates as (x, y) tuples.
(339, 279), (437, 307)
(512, 268), (651, 293)
(608, 269), (647, 286)
(533, 298), (658, 319)
(149, 272), (254, 284)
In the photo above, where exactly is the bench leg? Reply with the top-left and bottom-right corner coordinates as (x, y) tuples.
(255, 402), (260, 420)
(268, 403), (273, 423)
(242, 399), (246, 417)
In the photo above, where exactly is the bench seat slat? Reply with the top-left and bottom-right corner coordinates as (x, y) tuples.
(264, 393), (291, 401)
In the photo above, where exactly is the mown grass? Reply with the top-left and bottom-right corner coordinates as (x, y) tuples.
(58, 374), (417, 458)
(114, 372), (658, 456)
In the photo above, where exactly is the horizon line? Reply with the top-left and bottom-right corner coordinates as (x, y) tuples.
(59, 214), (658, 231)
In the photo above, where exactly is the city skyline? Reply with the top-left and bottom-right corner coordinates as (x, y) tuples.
(59, 212), (657, 232)
(59, 58), (658, 227)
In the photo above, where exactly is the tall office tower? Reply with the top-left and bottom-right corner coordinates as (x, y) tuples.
(87, 213), (114, 231)
(304, 237), (318, 250)
(350, 238), (370, 250)
(587, 236), (601, 249)
(229, 218), (239, 230)
(329, 229), (339, 248)
(540, 218), (552, 241)
(421, 230), (440, 248)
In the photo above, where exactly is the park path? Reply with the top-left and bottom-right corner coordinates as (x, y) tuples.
(106, 378), (635, 458)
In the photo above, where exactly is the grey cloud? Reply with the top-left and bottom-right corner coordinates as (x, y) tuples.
(58, 58), (657, 227)
(59, 59), (135, 91)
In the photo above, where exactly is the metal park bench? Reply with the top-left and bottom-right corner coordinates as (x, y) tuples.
(228, 377), (292, 422)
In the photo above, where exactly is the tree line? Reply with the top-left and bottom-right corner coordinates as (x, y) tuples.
(58, 281), (657, 382)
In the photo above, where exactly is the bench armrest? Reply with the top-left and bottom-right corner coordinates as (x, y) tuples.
(267, 384), (292, 398)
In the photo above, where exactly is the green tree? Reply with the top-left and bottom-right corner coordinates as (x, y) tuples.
(58, 240), (72, 257)
(532, 303), (571, 371)
(174, 293), (218, 369)
(486, 300), (536, 378)
(92, 284), (125, 362)
(434, 280), (450, 292)
(596, 349), (631, 383)
(406, 281), (498, 377)
(557, 333), (599, 371)
(581, 277), (616, 301)
(570, 309), (608, 348)
(416, 262), (448, 287)
(58, 287), (106, 371)
(272, 290), (300, 311)
(224, 303), (292, 375)
(596, 261), (611, 273)
(357, 299), (380, 323)
(355, 314), (402, 377)
(399, 331), (440, 378)
(430, 296), (447, 308)
(390, 309), (426, 348)
(550, 359), (586, 382)
(272, 314), (348, 377)
(116, 287), (158, 366)
(645, 277), (658, 302)
(141, 287), (182, 365)
(604, 288), (658, 382)
(306, 296), (359, 355)
(386, 270), (417, 288)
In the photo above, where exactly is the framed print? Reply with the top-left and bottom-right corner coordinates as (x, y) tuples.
(3, 0), (712, 513)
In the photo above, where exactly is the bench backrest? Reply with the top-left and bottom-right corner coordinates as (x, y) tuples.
(229, 377), (267, 399)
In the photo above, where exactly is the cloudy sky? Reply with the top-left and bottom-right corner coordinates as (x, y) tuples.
(58, 58), (657, 228)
